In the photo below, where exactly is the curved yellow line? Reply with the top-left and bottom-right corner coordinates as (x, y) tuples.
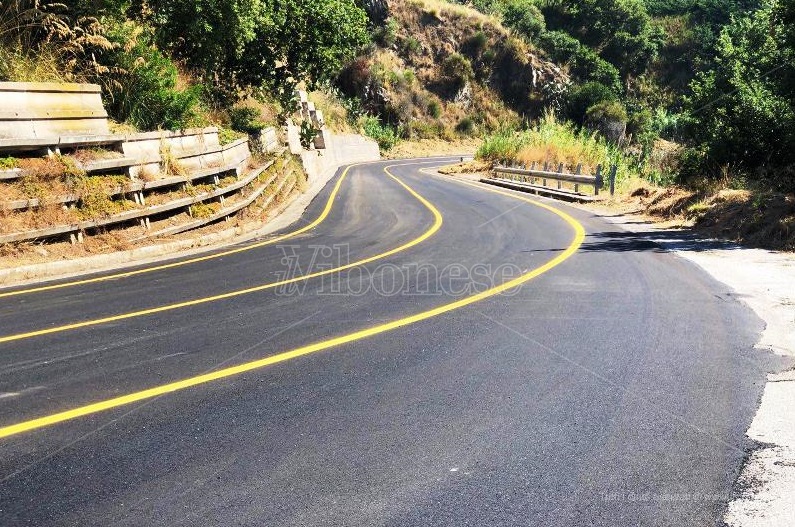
(0, 165), (352, 299)
(0, 169), (443, 344)
(0, 158), (451, 299)
(0, 166), (584, 439)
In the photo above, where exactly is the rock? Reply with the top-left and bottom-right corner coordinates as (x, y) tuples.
(359, 0), (390, 24)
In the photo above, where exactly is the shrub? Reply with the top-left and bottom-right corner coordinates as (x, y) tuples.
(401, 36), (422, 55)
(465, 31), (489, 55)
(586, 100), (628, 124)
(538, 31), (580, 63)
(362, 116), (400, 150)
(565, 82), (619, 124)
(456, 116), (476, 135)
(374, 18), (399, 47)
(502, 0), (546, 41)
(229, 106), (266, 134)
(441, 53), (475, 91)
(100, 20), (202, 131)
(586, 100), (628, 143)
(427, 99), (442, 118)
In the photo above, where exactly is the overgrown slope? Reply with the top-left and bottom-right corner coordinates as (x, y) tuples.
(339, 0), (569, 145)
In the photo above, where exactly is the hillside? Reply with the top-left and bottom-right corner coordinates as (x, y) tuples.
(337, 0), (569, 145)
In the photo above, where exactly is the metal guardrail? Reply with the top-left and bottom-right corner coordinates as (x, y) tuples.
(493, 162), (617, 198)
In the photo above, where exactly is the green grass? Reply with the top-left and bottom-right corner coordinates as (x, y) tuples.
(362, 116), (400, 151)
(477, 113), (635, 184)
(0, 156), (17, 170)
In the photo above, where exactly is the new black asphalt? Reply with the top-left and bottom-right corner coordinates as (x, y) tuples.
(0, 158), (789, 526)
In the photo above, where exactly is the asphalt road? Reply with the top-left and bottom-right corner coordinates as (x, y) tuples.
(0, 157), (789, 526)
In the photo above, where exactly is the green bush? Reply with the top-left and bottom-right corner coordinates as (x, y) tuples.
(374, 18), (399, 47)
(401, 36), (422, 55)
(586, 100), (628, 123)
(229, 106), (266, 134)
(456, 116), (477, 135)
(362, 116), (400, 150)
(502, 0), (546, 41)
(465, 31), (489, 55)
(565, 82), (619, 124)
(684, 0), (795, 189)
(427, 99), (442, 118)
(441, 53), (475, 91)
(100, 20), (201, 130)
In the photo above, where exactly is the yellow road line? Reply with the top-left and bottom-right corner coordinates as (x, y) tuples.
(0, 166), (351, 299)
(0, 169), (443, 344)
(0, 166), (584, 439)
(0, 158), (449, 299)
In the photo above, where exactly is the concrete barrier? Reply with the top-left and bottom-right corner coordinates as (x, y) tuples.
(0, 82), (111, 151)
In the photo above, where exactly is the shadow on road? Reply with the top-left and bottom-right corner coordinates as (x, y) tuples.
(579, 229), (740, 253)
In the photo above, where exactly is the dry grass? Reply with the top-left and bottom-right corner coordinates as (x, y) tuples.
(385, 137), (481, 159)
(72, 149), (125, 163)
(308, 90), (355, 133)
(0, 45), (69, 83)
(438, 159), (491, 174)
(598, 178), (795, 250)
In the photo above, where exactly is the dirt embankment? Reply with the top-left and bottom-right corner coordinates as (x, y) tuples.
(616, 182), (795, 251)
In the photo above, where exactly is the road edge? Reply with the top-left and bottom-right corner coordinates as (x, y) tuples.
(0, 160), (348, 289)
(427, 168), (795, 527)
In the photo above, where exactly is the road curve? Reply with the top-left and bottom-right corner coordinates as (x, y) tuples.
(0, 158), (788, 526)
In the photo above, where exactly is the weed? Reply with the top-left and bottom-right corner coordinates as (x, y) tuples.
(402, 36), (422, 55)
(0, 157), (17, 170)
(229, 106), (266, 135)
(362, 116), (400, 151)
(160, 145), (187, 177)
(190, 202), (219, 219)
(74, 176), (137, 220)
(219, 127), (246, 145)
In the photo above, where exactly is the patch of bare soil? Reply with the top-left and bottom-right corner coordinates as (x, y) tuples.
(385, 138), (479, 159)
(437, 159), (490, 174)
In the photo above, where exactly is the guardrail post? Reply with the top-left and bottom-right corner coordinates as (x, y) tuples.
(557, 163), (563, 189)
(574, 164), (582, 193)
(542, 161), (548, 187)
(594, 164), (603, 196)
(609, 165), (617, 196)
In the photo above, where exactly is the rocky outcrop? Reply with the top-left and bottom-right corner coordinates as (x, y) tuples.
(359, 0), (390, 24)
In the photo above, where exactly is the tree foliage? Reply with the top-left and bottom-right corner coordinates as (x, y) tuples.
(684, 0), (795, 187)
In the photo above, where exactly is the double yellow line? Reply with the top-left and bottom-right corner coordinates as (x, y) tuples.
(0, 164), (585, 439)
(0, 168), (443, 344)
(0, 163), (356, 300)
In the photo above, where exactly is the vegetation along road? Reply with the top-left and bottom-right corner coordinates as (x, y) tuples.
(0, 158), (789, 525)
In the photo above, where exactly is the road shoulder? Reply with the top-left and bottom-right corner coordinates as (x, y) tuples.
(600, 214), (795, 527)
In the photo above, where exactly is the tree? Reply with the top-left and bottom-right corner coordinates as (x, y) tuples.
(685, 0), (795, 187)
(237, 0), (369, 104)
